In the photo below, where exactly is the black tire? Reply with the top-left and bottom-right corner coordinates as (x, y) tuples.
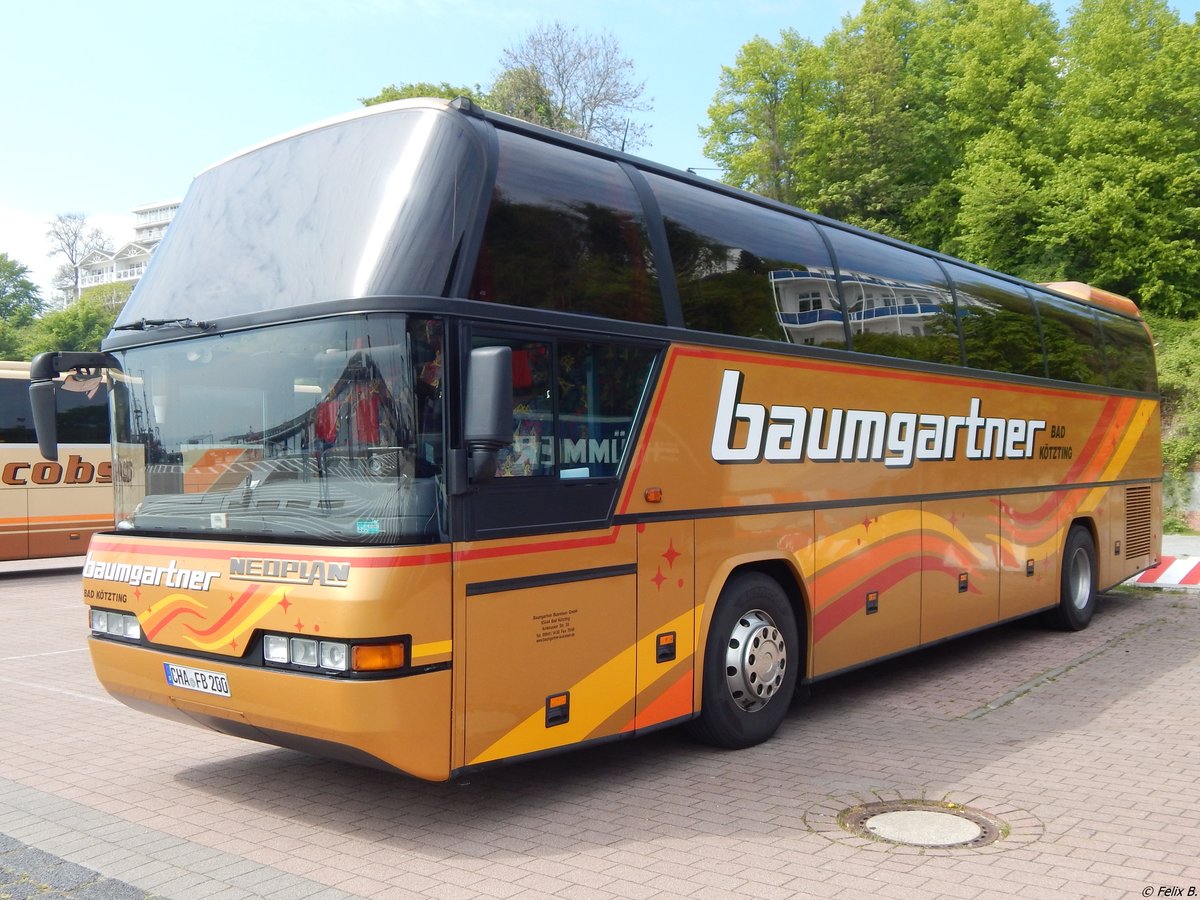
(1045, 525), (1098, 631)
(687, 572), (800, 749)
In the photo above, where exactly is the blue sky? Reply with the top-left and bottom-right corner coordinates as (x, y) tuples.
(2, 0), (1197, 297)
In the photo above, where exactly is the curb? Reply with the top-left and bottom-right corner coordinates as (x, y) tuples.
(1128, 554), (1200, 588)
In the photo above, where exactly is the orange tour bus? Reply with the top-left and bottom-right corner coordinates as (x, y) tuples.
(29, 98), (1161, 781)
(2, 359), (111, 561)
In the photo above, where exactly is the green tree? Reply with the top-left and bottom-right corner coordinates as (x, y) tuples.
(78, 280), (134, 311)
(700, 31), (828, 204)
(805, 0), (956, 241)
(1036, 0), (1200, 315)
(0, 252), (43, 327)
(45, 213), (110, 304)
(499, 22), (651, 150)
(362, 23), (652, 151)
(487, 66), (558, 128)
(940, 0), (1060, 264)
(0, 252), (43, 358)
(20, 296), (119, 357)
(1146, 313), (1200, 527)
(360, 81), (481, 106)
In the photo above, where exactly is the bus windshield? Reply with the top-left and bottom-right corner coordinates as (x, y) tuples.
(114, 105), (485, 324)
(109, 315), (445, 544)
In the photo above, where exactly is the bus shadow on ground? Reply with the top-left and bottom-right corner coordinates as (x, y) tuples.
(172, 588), (1196, 858)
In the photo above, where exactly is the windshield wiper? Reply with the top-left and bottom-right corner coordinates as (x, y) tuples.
(113, 317), (214, 332)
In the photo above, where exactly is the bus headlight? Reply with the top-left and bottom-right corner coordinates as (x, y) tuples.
(90, 609), (141, 641)
(260, 631), (405, 675)
(289, 637), (319, 667)
(263, 634), (289, 663)
(320, 642), (349, 671)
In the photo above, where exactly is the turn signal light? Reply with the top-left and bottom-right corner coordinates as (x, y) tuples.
(352, 643), (407, 672)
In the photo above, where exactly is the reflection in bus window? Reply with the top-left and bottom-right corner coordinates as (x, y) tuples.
(946, 264), (1046, 378)
(470, 131), (662, 324)
(1031, 290), (1107, 386)
(109, 316), (447, 544)
(476, 334), (657, 479)
(644, 173), (841, 346)
(1095, 309), (1157, 393)
(820, 227), (960, 365)
(768, 269), (843, 347)
(497, 339), (555, 477)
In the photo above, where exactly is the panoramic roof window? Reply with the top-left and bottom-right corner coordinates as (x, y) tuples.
(469, 131), (663, 324)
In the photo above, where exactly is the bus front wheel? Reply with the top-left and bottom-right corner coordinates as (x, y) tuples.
(1046, 525), (1098, 631)
(687, 572), (799, 749)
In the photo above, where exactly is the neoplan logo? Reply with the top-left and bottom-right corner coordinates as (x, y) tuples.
(710, 369), (1048, 468)
(229, 557), (351, 588)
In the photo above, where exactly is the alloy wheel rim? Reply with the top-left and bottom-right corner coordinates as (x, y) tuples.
(724, 609), (787, 712)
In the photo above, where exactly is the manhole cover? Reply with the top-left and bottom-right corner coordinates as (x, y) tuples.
(840, 800), (1003, 848)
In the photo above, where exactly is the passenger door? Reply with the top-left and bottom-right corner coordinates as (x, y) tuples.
(454, 329), (660, 769)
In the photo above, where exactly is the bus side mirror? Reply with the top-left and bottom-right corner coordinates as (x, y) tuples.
(464, 345), (512, 485)
(29, 351), (63, 461)
(29, 350), (118, 462)
(29, 379), (59, 461)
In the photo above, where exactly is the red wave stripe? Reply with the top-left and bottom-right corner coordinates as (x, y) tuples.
(142, 602), (205, 642)
(627, 667), (694, 732)
(814, 554), (983, 643)
(182, 585), (261, 638)
(1005, 397), (1128, 526)
(814, 557), (923, 641)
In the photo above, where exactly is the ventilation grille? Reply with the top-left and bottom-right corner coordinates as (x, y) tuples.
(1125, 485), (1153, 559)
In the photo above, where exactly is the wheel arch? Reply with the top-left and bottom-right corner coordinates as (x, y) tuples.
(695, 555), (812, 709)
(1067, 515), (1099, 551)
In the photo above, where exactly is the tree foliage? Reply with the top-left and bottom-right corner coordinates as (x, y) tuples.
(359, 81), (482, 106)
(703, 0), (1200, 317)
(45, 213), (110, 304)
(0, 252), (43, 328)
(0, 252), (44, 358)
(497, 22), (650, 150)
(363, 21), (651, 151)
(19, 296), (121, 357)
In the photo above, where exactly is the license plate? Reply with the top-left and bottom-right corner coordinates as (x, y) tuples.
(163, 662), (231, 698)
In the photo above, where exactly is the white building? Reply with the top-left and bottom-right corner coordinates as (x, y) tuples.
(76, 199), (180, 295)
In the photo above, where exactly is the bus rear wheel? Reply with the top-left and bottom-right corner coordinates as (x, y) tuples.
(687, 572), (799, 749)
(1045, 525), (1098, 631)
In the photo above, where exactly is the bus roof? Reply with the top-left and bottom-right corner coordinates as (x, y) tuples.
(1040, 282), (1142, 319)
(159, 97), (1147, 333)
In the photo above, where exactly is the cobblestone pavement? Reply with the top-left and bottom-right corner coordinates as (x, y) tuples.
(1, 567), (1198, 899)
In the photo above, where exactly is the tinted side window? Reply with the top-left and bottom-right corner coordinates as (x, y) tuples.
(0, 379), (35, 443)
(1031, 290), (1107, 386)
(1095, 310), (1157, 393)
(643, 173), (841, 346)
(474, 334), (657, 480)
(56, 377), (109, 443)
(946, 265), (1046, 378)
(821, 228), (961, 365)
(0, 375), (107, 444)
(469, 132), (663, 325)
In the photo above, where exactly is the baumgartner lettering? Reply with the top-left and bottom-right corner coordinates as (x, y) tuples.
(711, 369), (1048, 468)
(83, 555), (220, 592)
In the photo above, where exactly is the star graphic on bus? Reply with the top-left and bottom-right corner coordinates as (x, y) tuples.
(662, 540), (681, 568)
